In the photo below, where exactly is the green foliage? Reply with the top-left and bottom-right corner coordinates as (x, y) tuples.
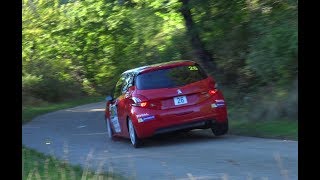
(189, 0), (297, 89)
(22, 74), (43, 92)
(23, 0), (297, 121)
(247, 0), (298, 84)
(23, 146), (82, 179)
(229, 119), (297, 140)
(23, 146), (123, 179)
(224, 78), (298, 123)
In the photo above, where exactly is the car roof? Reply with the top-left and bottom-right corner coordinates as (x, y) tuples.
(122, 60), (196, 76)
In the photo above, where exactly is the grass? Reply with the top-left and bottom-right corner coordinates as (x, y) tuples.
(23, 146), (81, 179)
(229, 119), (297, 141)
(22, 96), (105, 124)
(22, 146), (123, 180)
(221, 83), (298, 141)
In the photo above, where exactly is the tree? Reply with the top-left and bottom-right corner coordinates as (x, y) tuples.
(178, 0), (216, 73)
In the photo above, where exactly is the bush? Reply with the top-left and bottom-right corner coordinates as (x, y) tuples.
(22, 74), (46, 106)
(22, 74), (43, 93)
(23, 74), (84, 103)
(246, 79), (298, 121)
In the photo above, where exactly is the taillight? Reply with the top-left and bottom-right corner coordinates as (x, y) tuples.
(140, 102), (147, 107)
(131, 97), (146, 107)
(132, 101), (148, 107)
(131, 96), (160, 109)
(209, 89), (218, 95)
(208, 82), (219, 95)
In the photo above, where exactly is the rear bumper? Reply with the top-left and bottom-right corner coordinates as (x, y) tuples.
(130, 98), (228, 138)
(154, 119), (214, 135)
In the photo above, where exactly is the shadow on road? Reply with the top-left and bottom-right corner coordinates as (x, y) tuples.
(111, 130), (234, 148)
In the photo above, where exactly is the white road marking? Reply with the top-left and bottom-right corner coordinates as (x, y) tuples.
(65, 108), (105, 112)
(89, 108), (105, 112)
(77, 125), (87, 128)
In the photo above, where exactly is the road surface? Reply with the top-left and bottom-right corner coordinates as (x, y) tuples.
(22, 102), (298, 180)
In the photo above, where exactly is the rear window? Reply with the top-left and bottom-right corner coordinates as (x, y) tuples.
(135, 64), (208, 90)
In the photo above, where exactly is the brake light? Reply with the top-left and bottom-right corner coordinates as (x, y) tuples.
(132, 101), (148, 107)
(131, 96), (149, 108)
(209, 89), (218, 95)
(131, 97), (161, 109)
(140, 102), (147, 107)
(132, 101), (161, 109)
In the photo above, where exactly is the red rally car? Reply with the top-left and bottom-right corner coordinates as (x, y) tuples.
(105, 60), (228, 148)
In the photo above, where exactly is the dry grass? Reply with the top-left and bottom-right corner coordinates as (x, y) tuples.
(22, 146), (123, 180)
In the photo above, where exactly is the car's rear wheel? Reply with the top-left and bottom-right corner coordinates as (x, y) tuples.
(105, 117), (114, 140)
(211, 122), (228, 136)
(128, 118), (142, 148)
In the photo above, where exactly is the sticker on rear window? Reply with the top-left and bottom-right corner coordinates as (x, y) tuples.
(188, 66), (198, 71)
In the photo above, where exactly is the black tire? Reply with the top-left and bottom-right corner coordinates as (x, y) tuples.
(128, 118), (142, 148)
(105, 117), (114, 140)
(211, 122), (228, 136)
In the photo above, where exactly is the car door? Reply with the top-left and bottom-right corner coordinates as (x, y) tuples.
(109, 73), (134, 137)
(109, 74), (126, 134)
(116, 73), (134, 137)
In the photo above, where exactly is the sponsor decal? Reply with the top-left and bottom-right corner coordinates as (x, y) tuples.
(138, 115), (155, 123)
(214, 99), (225, 107)
(188, 66), (198, 71)
(136, 113), (150, 118)
(138, 118), (143, 123)
(111, 116), (121, 132)
(142, 115), (155, 121)
(211, 102), (225, 108)
(110, 104), (121, 132)
(216, 102), (225, 107)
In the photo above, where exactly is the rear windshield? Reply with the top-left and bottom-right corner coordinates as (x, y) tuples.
(135, 64), (208, 90)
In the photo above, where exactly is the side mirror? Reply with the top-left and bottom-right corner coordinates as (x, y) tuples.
(105, 95), (113, 102)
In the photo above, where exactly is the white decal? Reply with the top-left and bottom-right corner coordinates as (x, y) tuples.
(211, 103), (217, 108)
(136, 113), (150, 118)
(137, 115), (156, 123)
(109, 104), (121, 133)
(138, 118), (143, 123)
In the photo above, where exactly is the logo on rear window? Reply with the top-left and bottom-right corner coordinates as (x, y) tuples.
(188, 66), (198, 71)
(177, 89), (182, 94)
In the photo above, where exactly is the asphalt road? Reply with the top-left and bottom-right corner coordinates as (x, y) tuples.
(22, 102), (298, 180)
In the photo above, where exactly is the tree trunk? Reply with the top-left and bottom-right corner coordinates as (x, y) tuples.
(179, 0), (216, 73)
